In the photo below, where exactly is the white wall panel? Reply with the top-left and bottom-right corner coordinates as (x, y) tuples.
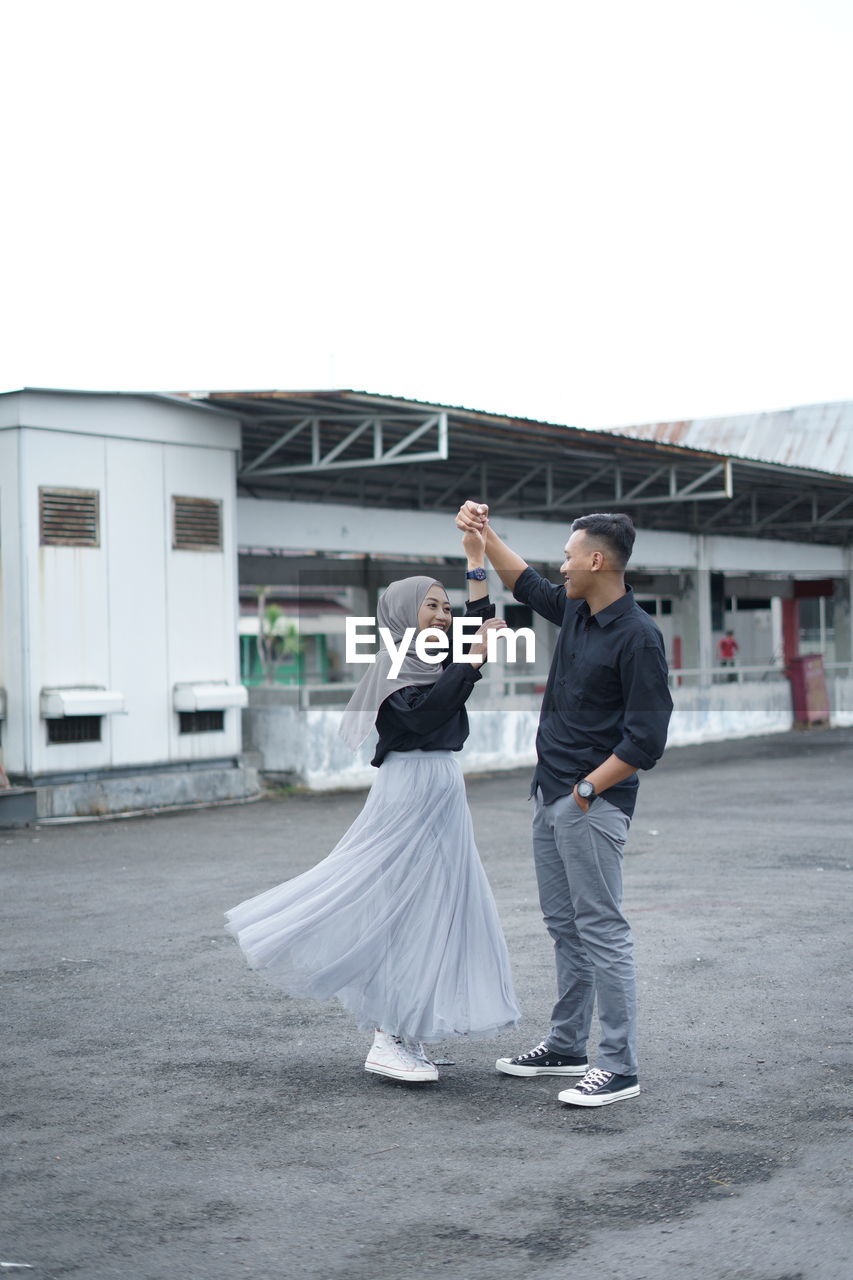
(104, 438), (170, 767)
(165, 446), (241, 760)
(24, 429), (113, 774)
(0, 431), (25, 770)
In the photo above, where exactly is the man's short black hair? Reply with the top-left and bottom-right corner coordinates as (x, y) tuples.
(570, 512), (636, 569)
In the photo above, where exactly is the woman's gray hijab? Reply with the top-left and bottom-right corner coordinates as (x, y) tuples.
(338, 576), (446, 751)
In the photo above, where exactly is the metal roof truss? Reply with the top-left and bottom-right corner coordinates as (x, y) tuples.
(240, 411), (448, 478)
(489, 459), (733, 514)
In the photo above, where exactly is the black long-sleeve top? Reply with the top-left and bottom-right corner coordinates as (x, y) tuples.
(370, 595), (495, 768)
(513, 566), (673, 816)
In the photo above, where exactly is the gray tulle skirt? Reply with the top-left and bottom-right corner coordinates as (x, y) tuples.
(224, 750), (521, 1043)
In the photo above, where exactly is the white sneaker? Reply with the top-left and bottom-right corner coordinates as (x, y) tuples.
(364, 1030), (439, 1083)
(405, 1040), (438, 1071)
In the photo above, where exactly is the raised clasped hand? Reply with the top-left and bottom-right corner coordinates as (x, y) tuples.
(455, 499), (489, 533)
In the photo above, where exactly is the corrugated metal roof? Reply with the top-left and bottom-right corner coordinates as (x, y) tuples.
(597, 402), (853, 477)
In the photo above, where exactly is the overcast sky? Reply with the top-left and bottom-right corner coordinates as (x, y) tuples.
(2, 0), (851, 427)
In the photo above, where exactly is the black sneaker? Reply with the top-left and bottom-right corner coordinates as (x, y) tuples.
(558, 1067), (640, 1106)
(496, 1041), (588, 1077)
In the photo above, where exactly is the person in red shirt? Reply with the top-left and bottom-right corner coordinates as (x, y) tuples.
(717, 630), (739, 681)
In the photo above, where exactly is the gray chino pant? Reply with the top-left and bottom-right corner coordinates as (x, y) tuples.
(532, 789), (637, 1076)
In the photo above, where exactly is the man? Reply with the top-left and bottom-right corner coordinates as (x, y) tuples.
(455, 502), (673, 1107)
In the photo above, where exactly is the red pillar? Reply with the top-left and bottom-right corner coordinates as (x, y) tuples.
(782, 598), (800, 666)
(671, 635), (683, 687)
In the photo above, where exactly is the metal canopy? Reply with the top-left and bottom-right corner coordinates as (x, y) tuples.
(199, 390), (853, 547)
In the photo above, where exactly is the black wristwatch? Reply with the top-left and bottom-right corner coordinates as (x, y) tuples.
(576, 779), (596, 802)
(466, 567), (487, 580)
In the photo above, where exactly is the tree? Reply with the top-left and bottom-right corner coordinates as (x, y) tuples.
(256, 588), (301, 683)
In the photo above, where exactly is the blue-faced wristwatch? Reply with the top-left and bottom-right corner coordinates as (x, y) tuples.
(466, 567), (487, 580)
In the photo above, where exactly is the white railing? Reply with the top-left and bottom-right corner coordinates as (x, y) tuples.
(506, 666), (791, 692)
(667, 664), (786, 687)
(668, 660), (853, 688)
(501, 678), (552, 699)
(251, 658), (853, 709)
(297, 682), (361, 709)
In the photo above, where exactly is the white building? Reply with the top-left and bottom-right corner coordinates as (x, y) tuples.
(0, 389), (252, 820)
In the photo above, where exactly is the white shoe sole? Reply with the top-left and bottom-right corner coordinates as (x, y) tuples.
(365, 1060), (438, 1083)
(496, 1058), (589, 1078)
(557, 1083), (640, 1106)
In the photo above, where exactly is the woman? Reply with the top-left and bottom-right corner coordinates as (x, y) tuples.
(225, 529), (520, 1083)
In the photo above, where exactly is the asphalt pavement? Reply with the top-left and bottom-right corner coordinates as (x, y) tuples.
(2, 727), (852, 1280)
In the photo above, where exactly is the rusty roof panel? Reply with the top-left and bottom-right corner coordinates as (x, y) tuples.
(601, 402), (853, 477)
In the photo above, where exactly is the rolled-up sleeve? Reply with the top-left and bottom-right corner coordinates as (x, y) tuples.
(513, 566), (566, 625)
(613, 641), (673, 771)
(464, 594), (496, 620)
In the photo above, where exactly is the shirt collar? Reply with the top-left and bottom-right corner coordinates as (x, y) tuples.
(578, 584), (634, 628)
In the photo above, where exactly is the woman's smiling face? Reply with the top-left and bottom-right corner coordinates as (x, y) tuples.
(417, 585), (452, 633)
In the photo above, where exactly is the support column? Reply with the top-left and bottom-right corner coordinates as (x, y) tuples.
(364, 558), (381, 623)
(833, 550), (853, 665)
(672, 537), (712, 682)
(782, 599), (800, 665)
(771, 597), (784, 666)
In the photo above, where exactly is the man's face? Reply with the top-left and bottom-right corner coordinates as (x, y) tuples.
(559, 530), (598, 598)
(417, 586), (452, 633)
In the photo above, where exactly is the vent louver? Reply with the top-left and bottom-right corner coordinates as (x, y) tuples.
(178, 710), (225, 734)
(39, 488), (100, 547)
(47, 716), (102, 744)
(173, 496), (223, 551)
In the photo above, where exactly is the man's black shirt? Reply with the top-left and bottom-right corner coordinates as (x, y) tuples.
(513, 567), (673, 817)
